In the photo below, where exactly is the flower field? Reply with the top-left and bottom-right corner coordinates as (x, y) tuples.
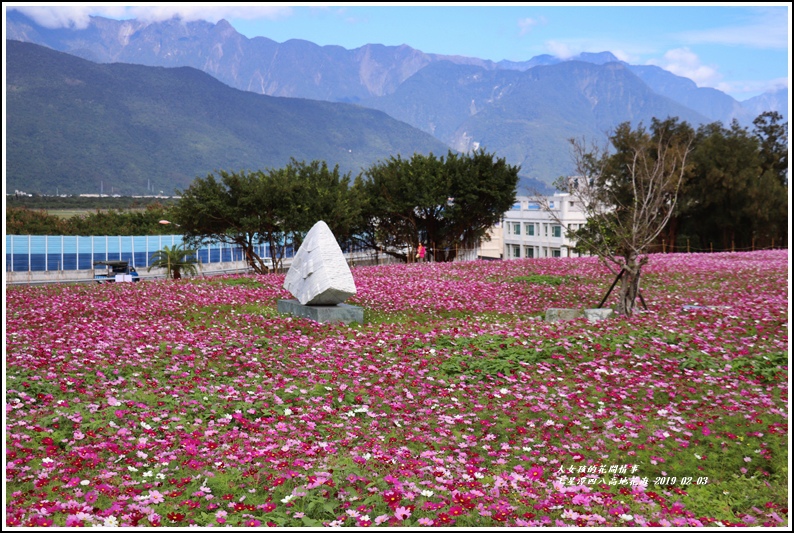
(5, 250), (789, 527)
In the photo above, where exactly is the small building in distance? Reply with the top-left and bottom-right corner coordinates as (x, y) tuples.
(502, 194), (588, 259)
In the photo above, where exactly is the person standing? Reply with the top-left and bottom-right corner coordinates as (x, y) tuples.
(417, 243), (426, 262)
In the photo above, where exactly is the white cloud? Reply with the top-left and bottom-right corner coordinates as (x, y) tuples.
(545, 40), (577, 59)
(13, 5), (291, 29)
(609, 49), (636, 63)
(14, 6), (119, 29)
(518, 17), (545, 36)
(716, 77), (789, 98)
(647, 47), (722, 88)
(542, 39), (644, 63)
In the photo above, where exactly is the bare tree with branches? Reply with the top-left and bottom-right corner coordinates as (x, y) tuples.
(549, 118), (694, 316)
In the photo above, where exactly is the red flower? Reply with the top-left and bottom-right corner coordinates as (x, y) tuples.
(436, 513), (454, 525)
(382, 490), (402, 507)
(166, 512), (185, 523)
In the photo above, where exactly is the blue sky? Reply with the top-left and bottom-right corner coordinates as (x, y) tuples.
(6, 3), (791, 101)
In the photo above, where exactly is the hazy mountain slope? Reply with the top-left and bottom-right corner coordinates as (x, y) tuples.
(6, 9), (785, 189)
(6, 40), (450, 195)
(741, 88), (789, 122)
(365, 60), (711, 183)
(5, 9), (497, 103)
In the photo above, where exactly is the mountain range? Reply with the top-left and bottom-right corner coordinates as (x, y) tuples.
(5, 9), (788, 195)
(6, 40), (451, 196)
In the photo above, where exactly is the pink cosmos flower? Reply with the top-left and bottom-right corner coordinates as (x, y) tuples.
(394, 506), (412, 520)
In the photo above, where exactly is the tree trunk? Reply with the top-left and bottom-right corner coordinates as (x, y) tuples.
(616, 254), (646, 316)
(242, 243), (268, 274)
(665, 216), (679, 253)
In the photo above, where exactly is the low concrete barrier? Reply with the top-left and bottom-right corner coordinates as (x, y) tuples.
(545, 307), (614, 323)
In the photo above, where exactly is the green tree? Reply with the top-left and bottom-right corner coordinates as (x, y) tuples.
(147, 243), (199, 280)
(678, 118), (782, 251)
(753, 111), (788, 188)
(276, 159), (363, 253)
(171, 159), (361, 273)
(5, 207), (71, 235)
(751, 111), (788, 248)
(557, 118), (694, 316)
(69, 203), (178, 236)
(359, 149), (519, 262)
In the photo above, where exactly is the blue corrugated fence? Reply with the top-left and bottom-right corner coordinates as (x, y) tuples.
(4, 235), (280, 272)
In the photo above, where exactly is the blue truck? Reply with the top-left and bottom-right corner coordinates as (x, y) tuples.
(93, 260), (140, 283)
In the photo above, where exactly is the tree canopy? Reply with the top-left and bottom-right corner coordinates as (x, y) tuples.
(358, 149), (520, 262)
(556, 118), (695, 315)
(171, 159), (360, 273)
(671, 113), (788, 251)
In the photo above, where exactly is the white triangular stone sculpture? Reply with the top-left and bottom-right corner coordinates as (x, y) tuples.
(283, 221), (356, 305)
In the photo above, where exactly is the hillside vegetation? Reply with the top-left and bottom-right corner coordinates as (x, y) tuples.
(6, 40), (450, 196)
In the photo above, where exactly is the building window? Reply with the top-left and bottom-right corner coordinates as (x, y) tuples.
(549, 201), (555, 209)
(525, 223), (535, 236)
(512, 222), (521, 235)
(525, 246), (534, 258)
(552, 248), (561, 257)
(511, 202), (521, 210)
(544, 224), (548, 237)
(552, 225), (562, 238)
(512, 245), (521, 258)
(526, 202), (540, 210)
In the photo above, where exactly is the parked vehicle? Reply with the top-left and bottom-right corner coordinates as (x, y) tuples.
(93, 260), (140, 283)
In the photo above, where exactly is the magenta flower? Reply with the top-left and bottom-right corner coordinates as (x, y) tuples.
(394, 506), (412, 520)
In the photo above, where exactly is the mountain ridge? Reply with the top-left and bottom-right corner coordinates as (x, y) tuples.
(5, 9), (787, 191)
(5, 40), (456, 196)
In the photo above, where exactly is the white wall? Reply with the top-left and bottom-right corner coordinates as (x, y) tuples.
(502, 194), (588, 259)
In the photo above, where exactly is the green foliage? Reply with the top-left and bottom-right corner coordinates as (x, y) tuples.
(208, 276), (262, 287)
(173, 160), (362, 273)
(7, 40), (448, 196)
(680, 474), (788, 523)
(431, 334), (561, 379)
(358, 148), (520, 262)
(6, 202), (178, 235)
(6, 195), (179, 211)
(5, 206), (72, 235)
(557, 117), (695, 316)
(509, 274), (567, 286)
(147, 243), (199, 279)
(672, 113), (788, 251)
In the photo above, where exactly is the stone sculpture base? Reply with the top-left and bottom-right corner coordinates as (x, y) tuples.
(278, 299), (364, 325)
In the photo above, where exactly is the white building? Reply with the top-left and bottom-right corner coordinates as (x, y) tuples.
(502, 194), (588, 259)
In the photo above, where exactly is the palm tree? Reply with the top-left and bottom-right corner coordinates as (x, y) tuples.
(147, 244), (200, 280)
